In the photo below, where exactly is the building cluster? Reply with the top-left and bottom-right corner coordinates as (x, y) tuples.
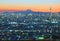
(0, 12), (60, 40)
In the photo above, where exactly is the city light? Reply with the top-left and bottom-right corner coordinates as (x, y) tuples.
(38, 37), (44, 40)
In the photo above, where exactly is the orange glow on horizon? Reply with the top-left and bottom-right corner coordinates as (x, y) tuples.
(0, 4), (60, 12)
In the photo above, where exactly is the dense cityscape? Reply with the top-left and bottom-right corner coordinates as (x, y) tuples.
(0, 10), (60, 40)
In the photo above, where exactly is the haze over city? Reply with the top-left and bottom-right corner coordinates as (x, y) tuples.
(0, 0), (60, 12)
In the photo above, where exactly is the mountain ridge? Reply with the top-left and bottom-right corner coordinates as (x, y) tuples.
(0, 9), (60, 14)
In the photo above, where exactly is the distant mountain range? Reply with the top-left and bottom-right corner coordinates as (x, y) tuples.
(0, 9), (60, 14)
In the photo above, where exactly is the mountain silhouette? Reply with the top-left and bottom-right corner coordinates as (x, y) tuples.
(0, 9), (57, 14)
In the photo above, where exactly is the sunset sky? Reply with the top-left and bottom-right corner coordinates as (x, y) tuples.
(0, 0), (60, 12)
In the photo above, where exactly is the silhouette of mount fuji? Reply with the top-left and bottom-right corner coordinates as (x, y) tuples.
(0, 9), (53, 14)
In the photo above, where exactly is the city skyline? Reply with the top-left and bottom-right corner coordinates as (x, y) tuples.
(0, 0), (60, 12)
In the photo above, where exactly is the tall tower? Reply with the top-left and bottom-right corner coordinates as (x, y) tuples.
(50, 7), (52, 17)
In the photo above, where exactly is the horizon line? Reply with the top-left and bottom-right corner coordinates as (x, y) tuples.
(0, 9), (60, 13)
